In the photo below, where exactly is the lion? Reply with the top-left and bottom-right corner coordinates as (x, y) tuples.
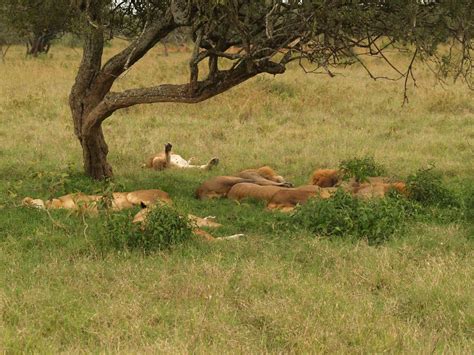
(22, 189), (172, 213)
(195, 176), (255, 200)
(196, 166), (292, 200)
(227, 183), (287, 202)
(310, 169), (408, 197)
(145, 143), (219, 170)
(23, 193), (103, 214)
(23, 190), (241, 241)
(237, 166), (288, 184)
(132, 206), (243, 241)
(310, 169), (341, 187)
(266, 185), (336, 212)
(346, 181), (407, 199)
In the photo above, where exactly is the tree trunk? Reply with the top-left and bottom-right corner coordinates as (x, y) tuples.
(71, 100), (113, 179)
(27, 33), (52, 56)
(0, 44), (10, 62)
(80, 127), (113, 180)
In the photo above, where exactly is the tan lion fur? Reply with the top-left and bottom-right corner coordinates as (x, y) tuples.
(195, 176), (255, 200)
(22, 193), (103, 214)
(346, 180), (408, 199)
(237, 166), (287, 184)
(23, 189), (171, 214)
(310, 169), (341, 187)
(196, 166), (292, 200)
(227, 183), (287, 202)
(267, 185), (336, 212)
(23, 190), (237, 242)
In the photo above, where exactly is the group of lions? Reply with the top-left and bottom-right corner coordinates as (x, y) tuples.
(22, 143), (407, 240)
(196, 166), (407, 212)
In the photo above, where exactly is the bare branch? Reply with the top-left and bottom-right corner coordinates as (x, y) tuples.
(403, 48), (419, 106)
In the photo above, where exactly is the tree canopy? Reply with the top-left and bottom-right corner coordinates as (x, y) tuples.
(0, 0), (74, 55)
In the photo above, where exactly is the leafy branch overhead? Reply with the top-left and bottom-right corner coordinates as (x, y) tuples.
(80, 0), (471, 112)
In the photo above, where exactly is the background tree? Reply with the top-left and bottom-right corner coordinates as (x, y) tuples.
(0, 20), (18, 61)
(64, 0), (473, 179)
(161, 27), (191, 56)
(0, 0), (73, 56)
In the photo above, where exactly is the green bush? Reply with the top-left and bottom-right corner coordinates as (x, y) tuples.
(100, 205), (193, 253)
(339, 156), (386, 182)
(406, 167), (459, 207)
(291, 189), (417, 245)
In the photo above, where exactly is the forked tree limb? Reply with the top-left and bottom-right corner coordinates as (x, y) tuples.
(82, 60), (285, 134)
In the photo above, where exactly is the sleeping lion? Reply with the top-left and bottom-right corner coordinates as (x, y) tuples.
(144, 143), (219, 170)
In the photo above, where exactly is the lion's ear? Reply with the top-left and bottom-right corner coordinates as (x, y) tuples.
(140, 201), (147, 209)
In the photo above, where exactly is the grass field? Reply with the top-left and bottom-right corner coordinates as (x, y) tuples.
(1, 41), (473, 352)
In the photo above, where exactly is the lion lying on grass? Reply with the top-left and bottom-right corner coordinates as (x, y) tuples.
(144, 143), (219, 171)
(310, 169), (341, 188)
(226, 183), (336, 212)
(310, 169), (407, 196)
(22, 189), (172, 214)
(132, 207), (243, 241)
(22, 190), (241, 241)
(266, 186), (336, 212)
(196, 166), (293, 200)
(224, 169), (407, 212)
(310, 169), (407, 193)
(265, 181), (406, 212)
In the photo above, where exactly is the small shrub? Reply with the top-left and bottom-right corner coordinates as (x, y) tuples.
(339, 156), (386, 182)
(291, 189), (417, 244)
(406, 166), (459, 207)
(100, 205), (193, 253)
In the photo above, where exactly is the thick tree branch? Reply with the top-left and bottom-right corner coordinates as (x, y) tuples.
(69, 26), (104, 137)
(82, 61), (285, 134)
(99, 15), (177, 83)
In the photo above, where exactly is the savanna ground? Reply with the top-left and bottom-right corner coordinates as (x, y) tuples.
(0, 40), (473, 353)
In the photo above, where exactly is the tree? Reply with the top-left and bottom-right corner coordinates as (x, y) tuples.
(67, 0), (472, 179)
(0, 20), (18, 62)
(161, 28), (191, 56)
(0, 0), (73, 56)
